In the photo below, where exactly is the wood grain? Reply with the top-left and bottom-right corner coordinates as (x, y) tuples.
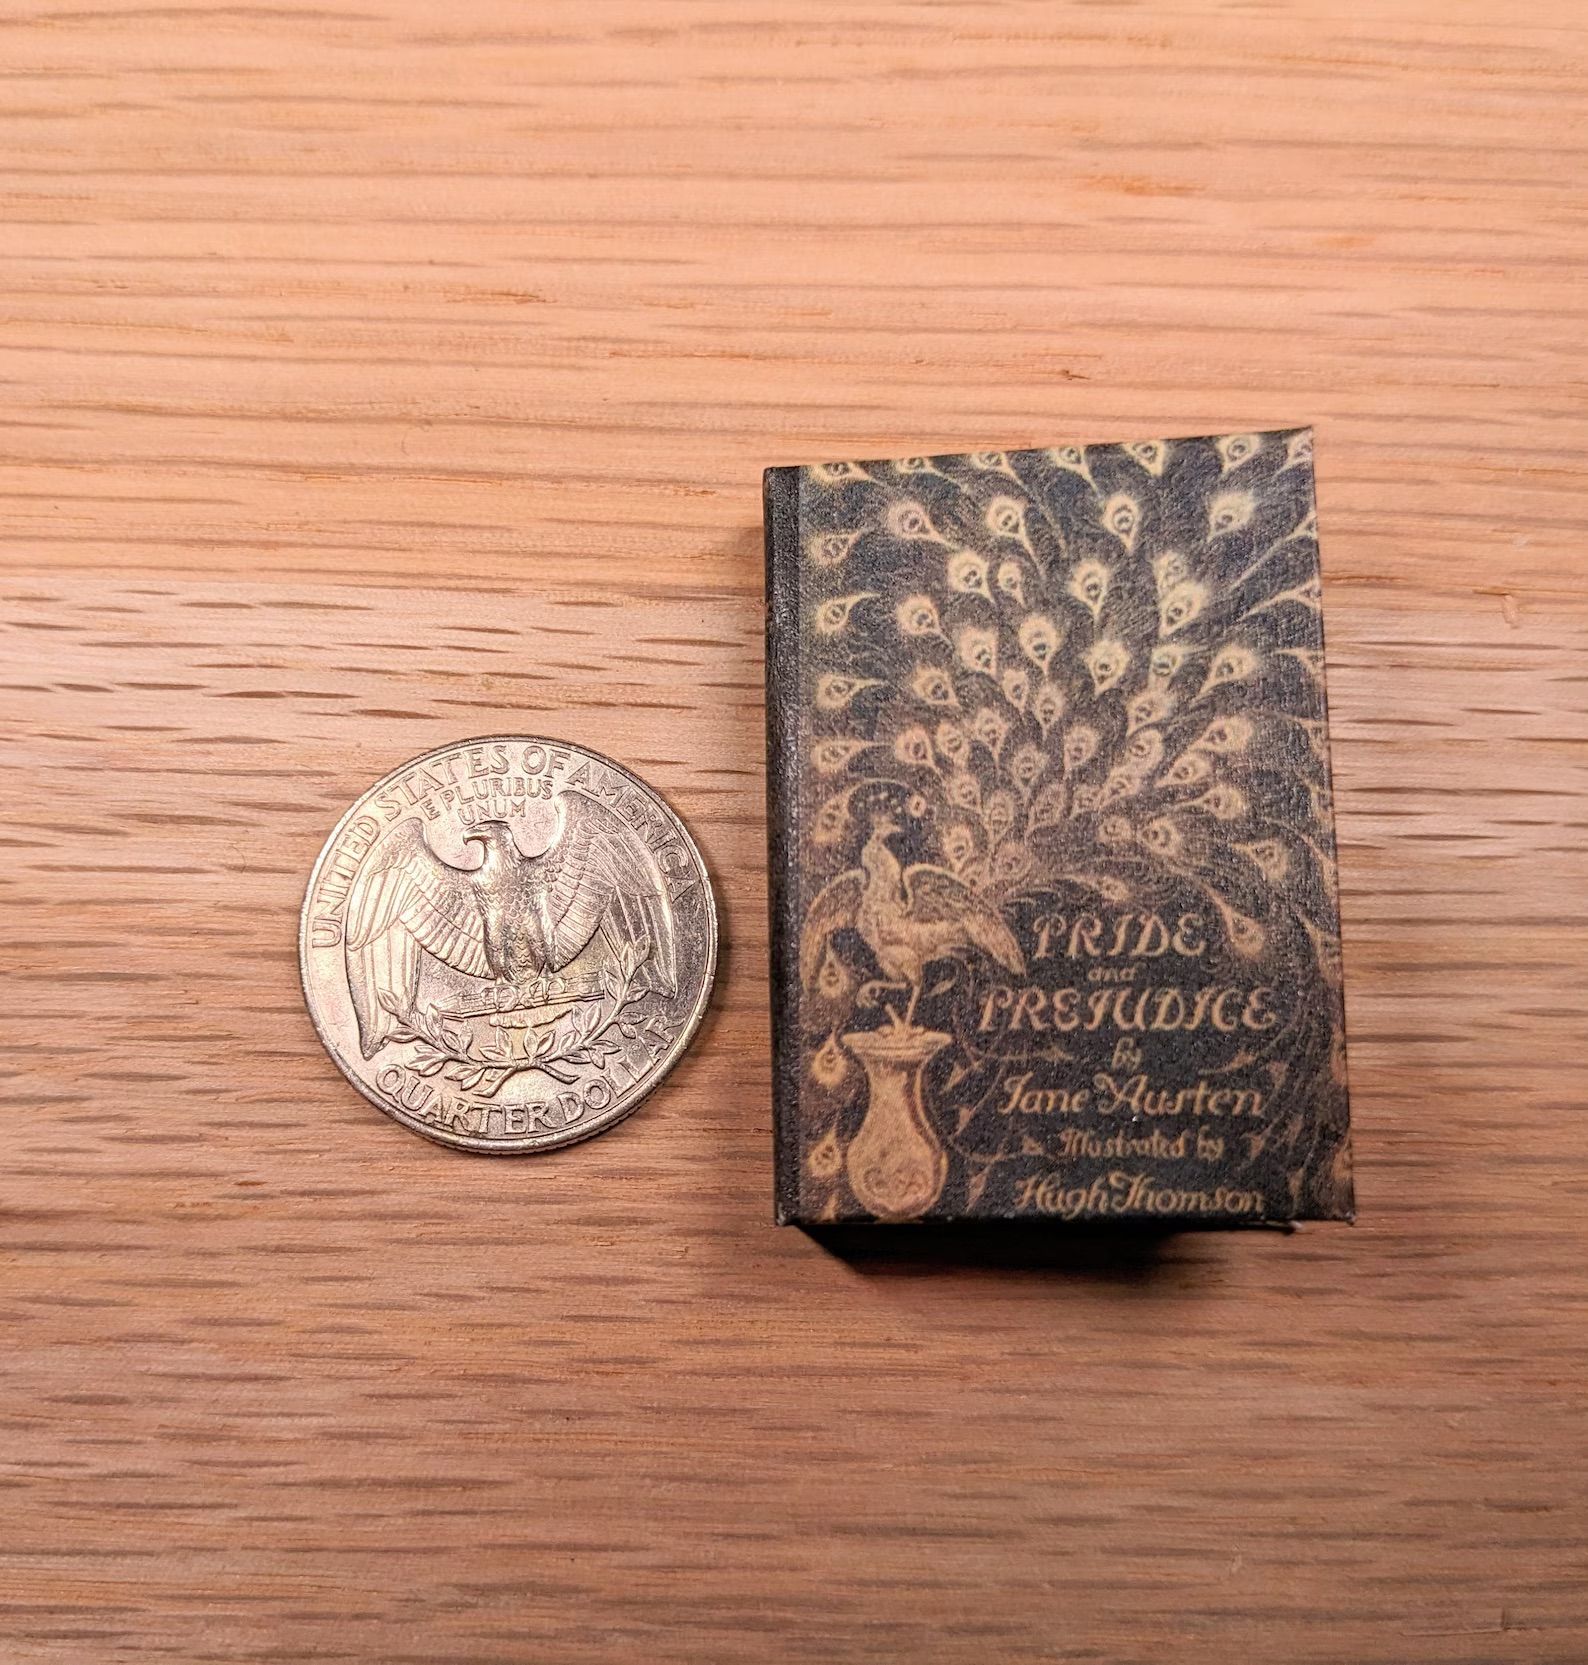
(2, 3), (1586, 1660)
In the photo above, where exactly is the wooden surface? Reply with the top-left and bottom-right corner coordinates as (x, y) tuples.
(3, 4), (1585, 1660)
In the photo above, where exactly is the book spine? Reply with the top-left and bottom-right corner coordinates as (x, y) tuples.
(763, 466), (804, 1225)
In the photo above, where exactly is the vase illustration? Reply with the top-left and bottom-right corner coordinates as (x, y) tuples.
(841, 1023), (953, 1220)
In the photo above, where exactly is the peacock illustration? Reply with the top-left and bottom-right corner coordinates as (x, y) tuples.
(800, 802), (1026, 1027)
(800, 432), (1341, 976)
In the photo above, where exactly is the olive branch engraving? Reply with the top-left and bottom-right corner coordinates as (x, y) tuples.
(378, 936), (650, 1093)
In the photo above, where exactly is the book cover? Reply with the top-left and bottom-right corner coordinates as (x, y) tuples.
(765, 430), (1354, 1225)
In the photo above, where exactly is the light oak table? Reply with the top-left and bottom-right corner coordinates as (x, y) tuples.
(3, 4), (1584, 1661)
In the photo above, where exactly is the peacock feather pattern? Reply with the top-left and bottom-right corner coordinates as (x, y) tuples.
(782, 429), (1353, 1223)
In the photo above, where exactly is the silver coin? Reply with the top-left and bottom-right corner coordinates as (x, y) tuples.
(299, 736), (717, 1153)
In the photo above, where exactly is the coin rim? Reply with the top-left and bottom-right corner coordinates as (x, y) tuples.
(298, 734), (718, 1154)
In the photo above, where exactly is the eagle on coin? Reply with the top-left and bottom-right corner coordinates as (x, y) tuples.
(344, 798), (678, 1058)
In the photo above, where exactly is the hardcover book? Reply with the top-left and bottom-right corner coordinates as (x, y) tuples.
(765, 430), (1353, 1225)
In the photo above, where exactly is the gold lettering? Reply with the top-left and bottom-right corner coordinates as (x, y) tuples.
(1069, 914), (1103, 957)
(1243, 987), (1279, 1030)
(977, 985), (1016, 1031)
(1132, 913), (1170, 956)
(1009, 987), (1049, 1032)
(1173, 912), (1207, 956)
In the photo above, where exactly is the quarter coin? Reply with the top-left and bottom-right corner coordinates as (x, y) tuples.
(299, 736), (717, 1153)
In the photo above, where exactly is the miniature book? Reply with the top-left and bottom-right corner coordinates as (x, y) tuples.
(765, 430), (1354, 1224)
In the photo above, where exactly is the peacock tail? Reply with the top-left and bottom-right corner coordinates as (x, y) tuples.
(799, 430), (1343, 1001)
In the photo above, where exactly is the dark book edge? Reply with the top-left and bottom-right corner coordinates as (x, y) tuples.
(764, 465), (804, 1225)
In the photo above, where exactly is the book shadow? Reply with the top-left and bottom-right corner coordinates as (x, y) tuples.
(802, 1221), (1269, 1284)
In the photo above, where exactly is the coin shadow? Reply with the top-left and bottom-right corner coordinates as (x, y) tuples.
(681, 948), (731, 1061)
(801, 1220), (1257, 1284)
(680, 855), (737, 1055)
